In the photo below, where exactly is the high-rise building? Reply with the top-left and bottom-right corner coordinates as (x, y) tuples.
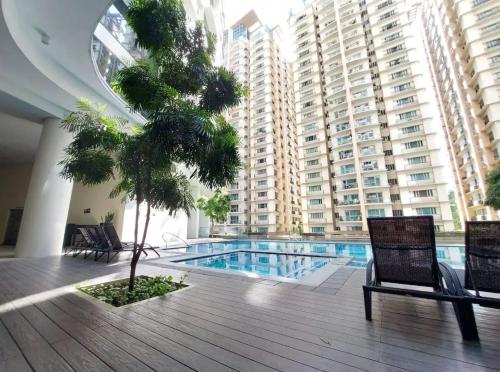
(219, 11), (301, 235)
(421, 0), (499, 222)
(292, 0), (455, 234)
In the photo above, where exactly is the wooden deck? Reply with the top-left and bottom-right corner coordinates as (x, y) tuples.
(0, 254), (499, 371)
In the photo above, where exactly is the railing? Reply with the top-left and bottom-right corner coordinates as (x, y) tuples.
(162, 232), (190, 249)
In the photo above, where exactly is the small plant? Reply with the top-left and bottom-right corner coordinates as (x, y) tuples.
(101, 212), (115, 224)
(79, 274), (187, 307)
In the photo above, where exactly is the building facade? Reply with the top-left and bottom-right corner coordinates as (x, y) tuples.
(292, 0), (455, 234)
(220, 12), (301, 235)
(421, 0), (499, 222)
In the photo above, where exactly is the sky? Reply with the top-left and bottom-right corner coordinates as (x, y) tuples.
(223, 0), (307, 59)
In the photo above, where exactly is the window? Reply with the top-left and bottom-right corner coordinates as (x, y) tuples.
(309, 212), (324, 219)
(233, 23), (247, 40)
(230, 193), (239, 201)
(396, 96), (415, 106)
(257, 191), (267, 197)
(298, 49), (310, 58)
(485, 38), (500, 49)
(401, 125), (420, 134)
(404, 140), (424, 149)
(311, 227), (325, 233)
(256, 168), (266, 175)
(413, 189), (434, 197)
(301, 79), (313, 87)
(256, 137), (266, 144)
(388, 56), (407, 67)
(339, 149), (353, 159)
(258, 215), (268, 221)
(394, 83), (412, 92)
(257, 180), (267, 186)
(381, 21), (398, 32)
(368, 209), (385, 217)
(477, 7), (499, 21)
(305, 147), (319, 154)
(391, 69), (409, 79)
(481, 22), (500, 34)
(303, 101), (314, 109)
(380, 10), (395, 20)
(308, 185), (322, 192)
(474, 0), (489, 6)
(386, 44), (404, 54)
(416, 207), (437, 216)
(399, 110), (418, 120)
(407, 155), (427, 165)
(384, 32), (401, 42)
(309, 199), (323, 205)
(304, 123), (318, 131)
(364, 176), (381, 187)
(230, 216), (239, 224)
(409, 172), (430, 181)
(257, 147), (266, 154)
(341, 164), (355, 174)
(306, 159), (319, 166)
(257, 158), (266, 164)
(305, 135), (317, 142)
(230, 205), (239, 212)
(302, 90), (313, 98)
(257, 203), (267, 209)
(307, 172), (321, 179)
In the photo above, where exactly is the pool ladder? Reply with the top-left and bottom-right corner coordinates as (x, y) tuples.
(162, 231), (190, 249)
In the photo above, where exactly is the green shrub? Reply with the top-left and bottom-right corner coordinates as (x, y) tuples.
(80, 274), (187, 307)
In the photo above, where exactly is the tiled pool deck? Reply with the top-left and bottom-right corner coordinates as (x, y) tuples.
(0, 249), (499, 371)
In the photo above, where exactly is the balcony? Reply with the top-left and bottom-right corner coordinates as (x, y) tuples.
(340, 215), (362, 222)
(366, 198), (384, 204)
(308, 203), (326, 209)
(338, 199), (360, 206)
(409, 196), (439, 203)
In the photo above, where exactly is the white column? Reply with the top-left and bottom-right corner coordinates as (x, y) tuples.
(186, 185), (200, 239)
(16, 118), (74, 257)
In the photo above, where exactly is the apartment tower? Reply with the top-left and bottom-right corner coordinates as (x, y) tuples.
(292, 0), (454, 234)
(421, 0), (499, 222)
(220, 11), (301, 235)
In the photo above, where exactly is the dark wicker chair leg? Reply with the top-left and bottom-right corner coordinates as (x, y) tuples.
(363, 286), (372, 321)
(456, 301), (479, 341)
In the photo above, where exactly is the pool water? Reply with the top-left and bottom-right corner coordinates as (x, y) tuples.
(176, 252), (335, 279)
(173, 240), (465, 269)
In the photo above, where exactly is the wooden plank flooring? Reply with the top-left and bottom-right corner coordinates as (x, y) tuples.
(0, 255), (499, 371)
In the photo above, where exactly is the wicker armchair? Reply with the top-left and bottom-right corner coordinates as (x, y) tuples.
(464, 221), (500, 309)
(364, 216), (478, 341)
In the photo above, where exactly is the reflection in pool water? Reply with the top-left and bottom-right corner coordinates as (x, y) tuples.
(177, 252), (335, 279)
(173, 240), (465, 269)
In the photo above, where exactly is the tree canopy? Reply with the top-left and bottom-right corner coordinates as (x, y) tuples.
(60, 0), (243, 290)
(485, 164), (500, 210)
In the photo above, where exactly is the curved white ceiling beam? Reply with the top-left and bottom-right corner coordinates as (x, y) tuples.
(0, 0), (140, 122)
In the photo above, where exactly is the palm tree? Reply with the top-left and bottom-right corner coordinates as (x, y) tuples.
(60, 0), (243, 291)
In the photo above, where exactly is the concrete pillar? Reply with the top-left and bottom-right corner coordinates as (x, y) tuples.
(16, 118), (74, 257)
(186, 186), (200, 239)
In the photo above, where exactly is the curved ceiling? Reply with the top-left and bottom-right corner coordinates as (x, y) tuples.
(0, 0), (139, 122)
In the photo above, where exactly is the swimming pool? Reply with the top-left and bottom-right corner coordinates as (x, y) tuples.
(177, 251), (336, 279)
(172, 240), (465, 269)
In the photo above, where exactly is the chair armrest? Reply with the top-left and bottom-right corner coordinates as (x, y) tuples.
(439, 262), (464, 296)
(366, 259), (375, 286)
